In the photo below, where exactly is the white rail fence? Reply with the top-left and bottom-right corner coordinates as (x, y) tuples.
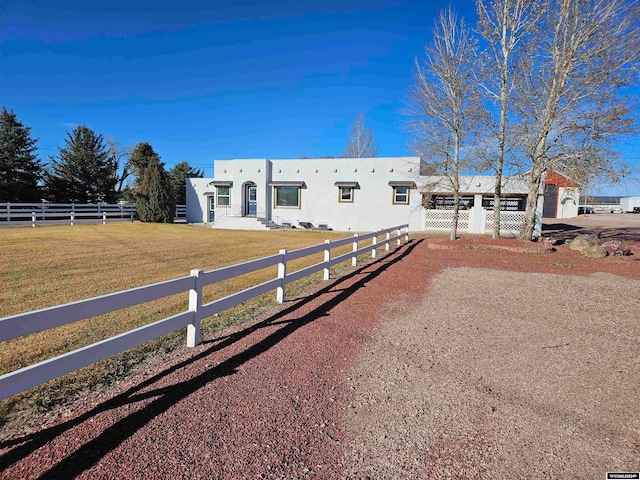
(0, 224), (409, 400)
(175, 204), (187, 217)
(0, 203), (138, 226)
(0, 203), (188, 226)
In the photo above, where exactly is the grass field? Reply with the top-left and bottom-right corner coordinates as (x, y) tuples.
(0, 223), (368, 425)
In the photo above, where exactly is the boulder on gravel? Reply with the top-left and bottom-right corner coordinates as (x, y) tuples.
(568, 234), (600, 251)
(568, 234), (608, 258)
(601, 239), (631, 256)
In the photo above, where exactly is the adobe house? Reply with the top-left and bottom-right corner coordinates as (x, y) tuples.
(186, 157), (424, 232)
(186, 157), (544, 237)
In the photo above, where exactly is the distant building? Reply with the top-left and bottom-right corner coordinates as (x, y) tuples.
(542, 171), (580, 219)
(580, 195), (623, 213)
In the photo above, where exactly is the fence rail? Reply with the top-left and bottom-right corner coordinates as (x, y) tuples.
(175, 204), (187, 217)
(0, 203), (187, 225)
(0, 203), (138, 226)
(0, 224), (409, 400)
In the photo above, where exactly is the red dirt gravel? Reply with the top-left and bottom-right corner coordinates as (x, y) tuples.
(1, 233), (638, 479)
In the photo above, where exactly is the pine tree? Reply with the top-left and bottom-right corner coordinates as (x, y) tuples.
(168, 161), (204, 205)
(129, 142), (158, 182)
(136, 157), (175, 223)
(0, 107), (43, 202)
(44, 125), (118, 203)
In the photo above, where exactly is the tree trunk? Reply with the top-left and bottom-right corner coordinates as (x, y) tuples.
(520, 160), (544, 240)
(451, 190), (460, 241)
(493, 53), (510, 238)
(493, 169), (503, 239)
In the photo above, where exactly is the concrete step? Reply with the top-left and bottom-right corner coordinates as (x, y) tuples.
(257, 218), (279, 229)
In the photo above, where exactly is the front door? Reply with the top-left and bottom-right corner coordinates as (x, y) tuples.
(247, 186), (257, 216)
(208, 196), (215, 222)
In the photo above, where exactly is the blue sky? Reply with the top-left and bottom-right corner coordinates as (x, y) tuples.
(1, 0), (639, 195)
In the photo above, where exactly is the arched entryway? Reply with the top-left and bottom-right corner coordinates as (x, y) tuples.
(243, 182), (257, 217)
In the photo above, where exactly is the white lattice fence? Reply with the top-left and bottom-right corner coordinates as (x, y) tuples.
(484, 211), (525, 236)
(424, 209), (470, 233)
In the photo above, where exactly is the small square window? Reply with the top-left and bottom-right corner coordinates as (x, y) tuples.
(393, 186), (409, 205)
(339, 187), (354, 203)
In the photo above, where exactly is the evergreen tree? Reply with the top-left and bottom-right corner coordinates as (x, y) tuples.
(168, 161), (204, 205)
(129, 142), (175, 223)
(129, 142), (158, 182)
(0, 107), (43, 202)
(44, 125), (118, 203)
(136, 157), (175, 223)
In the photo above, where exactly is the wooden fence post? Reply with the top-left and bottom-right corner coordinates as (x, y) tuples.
(396, 228), (401, 246)
(352, 233), (359, 267)
(187, 269), (203, 347)
(404, 226), (409, 242)
(31, 211), (36, 227)
(385, 231), (390, 251)
(7, 203), (10, 222)
(371, 234), (377, 258)
(277, 249), (287, 303)
(323, 240), (331, 280)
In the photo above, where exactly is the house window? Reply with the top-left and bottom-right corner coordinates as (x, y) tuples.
(216, 186), (230, 207)
(335, 181), (359, 203)
(274, 186), (300, 208)
(339, 187), (354, 203)
(393, 186), (409, 205)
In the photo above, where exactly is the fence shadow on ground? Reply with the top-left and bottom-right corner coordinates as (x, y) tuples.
(0, 239), (423, 480)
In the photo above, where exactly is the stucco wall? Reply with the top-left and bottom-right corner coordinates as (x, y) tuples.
(267, 157), (423, 232)
(212, 159), (270, 218)
(186, 178), (211, 223)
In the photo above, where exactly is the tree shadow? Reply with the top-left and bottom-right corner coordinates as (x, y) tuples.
(543, 223), (640, 244)
(0, 239), (422, 479)
(541, 222), (582, 234)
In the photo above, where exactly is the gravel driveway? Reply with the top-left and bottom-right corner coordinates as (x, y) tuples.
(1, 237), (639, 479)
(345, 267), (640, 478)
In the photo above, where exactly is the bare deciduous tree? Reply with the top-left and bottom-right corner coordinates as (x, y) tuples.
(517, 0), (639, 240)
(105, 137), (134, 193)
(477, 0), (548, 238)
(408, 7), (485, 240)
(342, 112), (379, 158)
